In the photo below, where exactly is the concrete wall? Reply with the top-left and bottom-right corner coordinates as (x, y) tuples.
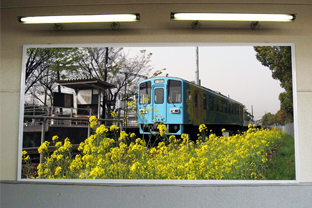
(1, 0), (312, 207)
(1, 181), (312, 208)
(276, 123), (295, 138)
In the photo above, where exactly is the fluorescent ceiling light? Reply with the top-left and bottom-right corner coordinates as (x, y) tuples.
(19, 14), (140, 24)
(171, 13), (295, 22)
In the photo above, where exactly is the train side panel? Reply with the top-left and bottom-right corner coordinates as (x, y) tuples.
(138, 77), (244, 135)
(183, 81), (244, 127)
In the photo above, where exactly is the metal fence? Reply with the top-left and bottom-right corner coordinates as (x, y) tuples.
(274, 123), (294, 138)
(23, 115), (124, 163)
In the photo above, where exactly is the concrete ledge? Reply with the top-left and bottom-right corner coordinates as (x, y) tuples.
(1, 180), (312, 208)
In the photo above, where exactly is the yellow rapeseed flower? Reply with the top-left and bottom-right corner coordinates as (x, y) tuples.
(54, 166), (62, 176)
(35, 122), (284, 180)
(127, 101), (137, 111)
(64, 137), (72, 149)
(22, 150), (27, 157)
(38, 141), (50, 153)
(157, 124), (168, 137)
(96, 124), (109, 135)
(144, 96), (149, 104)
(52, 135), (59, 143)
(199, 124), (207, 133)
(118, 131), (128, 141)
(110, 125), (119, 132)
(89, 116), (98, 128)
(55, 141), (62, 147)
(110, 110), (117, 119)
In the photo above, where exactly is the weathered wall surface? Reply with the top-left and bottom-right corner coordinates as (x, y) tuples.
(1, 1), (312, 207)
(1, 182), (312, 208)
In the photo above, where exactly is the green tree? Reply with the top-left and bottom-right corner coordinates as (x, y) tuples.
(25, 48), (79, 106)
(262, 112), (277, 126)
(277, 109), (287, 125)
(262, 113), (270, 126)
(254, 46), (293, 122)
(279, 91), (293, 118)
(25, 47), (164, 118)
(76, 47), (164, 117)
(25, 48), (55, 95)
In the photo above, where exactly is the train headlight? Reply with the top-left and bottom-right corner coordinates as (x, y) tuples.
(170, 109), (180, 114)
(140, 109), (148, 114)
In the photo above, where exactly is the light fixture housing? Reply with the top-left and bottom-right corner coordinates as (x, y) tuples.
(19, 14), (140, 24)
(171, 13), (295, 22)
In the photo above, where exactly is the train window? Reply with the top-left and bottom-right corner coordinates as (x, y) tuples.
(139, 81), (151, 104)
(230, 103), (233, 114)
(219, 99), (223, 113)
(155, 88), (164, 104)
(224, 102), (228, 114)
(194, 93), (198, 108)
(236, 104), (239, 115)
(229, 103), (231, 114)
(240, 105), (243, 117)
(226, 102), (229, 114)
(215, 98), (219, 111)
(209, 96), (214, 111)
(168, 80), (182, 103)
(236, 105), (239, 116)
(203, 93), (207, 110)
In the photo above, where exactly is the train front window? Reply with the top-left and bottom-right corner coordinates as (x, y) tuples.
(139, 81), (151, 104)
(155, 88), (164, 104)
(168, 80), (182, 103)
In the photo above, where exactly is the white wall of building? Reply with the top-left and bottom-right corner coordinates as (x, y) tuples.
(1, 0), (312, 207)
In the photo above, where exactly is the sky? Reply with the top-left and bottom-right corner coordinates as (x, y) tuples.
(24, 45), (287, 121)
(124, 46), (286, 121)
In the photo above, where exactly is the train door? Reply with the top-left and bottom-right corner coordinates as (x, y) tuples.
(167, 80), (183, 124)
(152, 86), (166, 123)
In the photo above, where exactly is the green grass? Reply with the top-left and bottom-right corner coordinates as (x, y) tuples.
(264, 132), (296, 180)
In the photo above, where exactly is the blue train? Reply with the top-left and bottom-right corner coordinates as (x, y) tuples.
(137, 77), (244, 136)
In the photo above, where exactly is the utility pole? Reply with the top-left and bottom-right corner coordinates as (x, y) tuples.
(195, 46), (200, 85)
(251, 105), (254, 122)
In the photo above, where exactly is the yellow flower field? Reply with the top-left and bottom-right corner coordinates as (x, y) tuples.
(33, 120), (284, 180)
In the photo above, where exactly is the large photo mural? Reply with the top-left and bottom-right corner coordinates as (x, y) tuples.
(19, 44), (297, 183)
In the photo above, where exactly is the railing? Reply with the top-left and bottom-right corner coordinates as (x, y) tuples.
(24, 105), (94, 118)
(23, 115), (124, 163)
(24, 106), (97, 128)
(24, 105), (139, 127)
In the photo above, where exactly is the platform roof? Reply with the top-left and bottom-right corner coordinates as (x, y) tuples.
(57, 78), (115, 91)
